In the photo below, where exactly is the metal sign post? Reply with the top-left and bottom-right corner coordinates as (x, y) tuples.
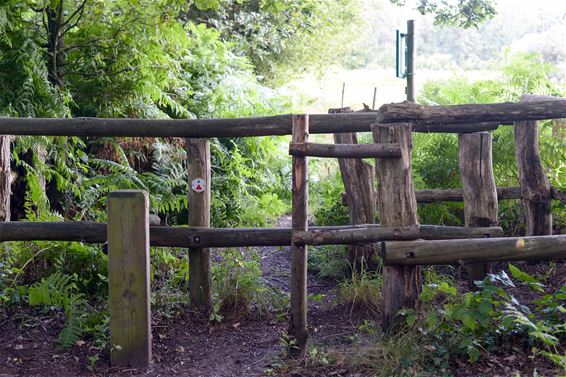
(396, 20), (415, 102)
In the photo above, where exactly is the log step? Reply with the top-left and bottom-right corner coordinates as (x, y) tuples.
(382, 234), (566, 265)
(289, 142), (401, 158)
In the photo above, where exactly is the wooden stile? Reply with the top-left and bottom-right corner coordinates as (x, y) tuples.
(458, 132), (498, 281)
(288, 114), (309, 358)
(186, 138), (212, 313)
(107, 190), (151, 368)
(372, 122), (420, 331)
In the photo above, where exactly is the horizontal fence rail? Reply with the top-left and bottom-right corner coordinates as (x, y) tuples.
(0, 222), (503, 247)
(382, 234), (566, 265)
(0, 100), (564, 138)
(342, 186), (566, 205)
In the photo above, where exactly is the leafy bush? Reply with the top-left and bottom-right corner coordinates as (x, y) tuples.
(400, 264), (565, 370)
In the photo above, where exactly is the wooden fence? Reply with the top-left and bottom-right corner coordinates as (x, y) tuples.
(0, 97), (565, 365)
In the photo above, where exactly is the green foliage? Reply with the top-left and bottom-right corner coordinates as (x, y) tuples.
(338, 269), (383, 316)
(211, 248), (286, 320)
(185, 0), (361, 82)
(311, 170), (350, 227)
(391, 0), (496, 28)
(28, 272), (87, 348)
(308, 245), (350, 281)
(401, 265), (566, 370)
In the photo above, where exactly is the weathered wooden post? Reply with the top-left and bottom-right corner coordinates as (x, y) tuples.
(458, 132), (498, 281)
(331, 107), (377, 271)
(372, 122), (419, 331)
(0, 135), (10, 222)
(514, 94), (553, 237)
(406, 20), (415, 102)
(108, 190), (151, 368)
(288, 114), (309, 358)
(186, 138), (212, 313)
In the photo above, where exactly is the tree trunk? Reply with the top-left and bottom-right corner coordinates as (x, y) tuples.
(458, 132), (498, 281)
(331, 107), (378, 271)
(372, 122), (420, 331)
(514, 95), (553, 237)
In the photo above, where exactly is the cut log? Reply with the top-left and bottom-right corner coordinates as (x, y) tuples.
(382, 235), (566, 265)
(289, 142), (401, 158)
(372, 122), (420, 331)
(186, 138), (212, 313)
(377, 100), (566, 125)
(514, 94), (554, 237)
(288, 114), (309, 358)
(459, 132), (498, 281)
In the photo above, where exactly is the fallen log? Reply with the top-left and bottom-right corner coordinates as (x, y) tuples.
(382, 234), (566, 265)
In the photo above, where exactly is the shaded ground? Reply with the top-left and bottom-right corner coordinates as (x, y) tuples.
(0, 219), (564, 376)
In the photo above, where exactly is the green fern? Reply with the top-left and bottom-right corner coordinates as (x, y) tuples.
(28, 272), (87, 348)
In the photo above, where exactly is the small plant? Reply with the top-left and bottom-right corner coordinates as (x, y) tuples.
(338, 269), (382, 317)
(28, 272), (88, 348)
(308, 245), (350, 280)
(211, 248), (285, 320)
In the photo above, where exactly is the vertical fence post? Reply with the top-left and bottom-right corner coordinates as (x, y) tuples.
(288, 114), (309, 358)
(458, 132), (498, 281)
(372, 122), (419, 331)
(108, 190), (151, 368)
(331, 108), (377, 271)
(186, 138), (212, 313)
(406, 20), (415, 102)
(515, 95), (552, 237)
(0, 135), (11, 222)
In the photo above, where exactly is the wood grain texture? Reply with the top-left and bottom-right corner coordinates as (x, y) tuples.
(382, 235), (566, 265)
(459, 132), (498, 281)
(186, 138), (212, 312)
(107, 190), (151, 368)
(0, 222), (503, 246)
(0, 136), (10, 221)
(377, 100), (566, 125)
(289, 142), (401, 158)
(292, 226), (419, 246)
(372, 122), (420, 331)
(514, 94), (554, 236)
(331, 107), (378, 271)
(289, 114), (309, 358)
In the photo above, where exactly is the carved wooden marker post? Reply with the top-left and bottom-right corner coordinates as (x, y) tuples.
(331, 107), (377, 271)
(186, 138), (212, 313)
(372, 122), (419, 331)
(289, 114), (309, 357)
(458, 132), (498, 281)
(108, 190), (151, 368)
